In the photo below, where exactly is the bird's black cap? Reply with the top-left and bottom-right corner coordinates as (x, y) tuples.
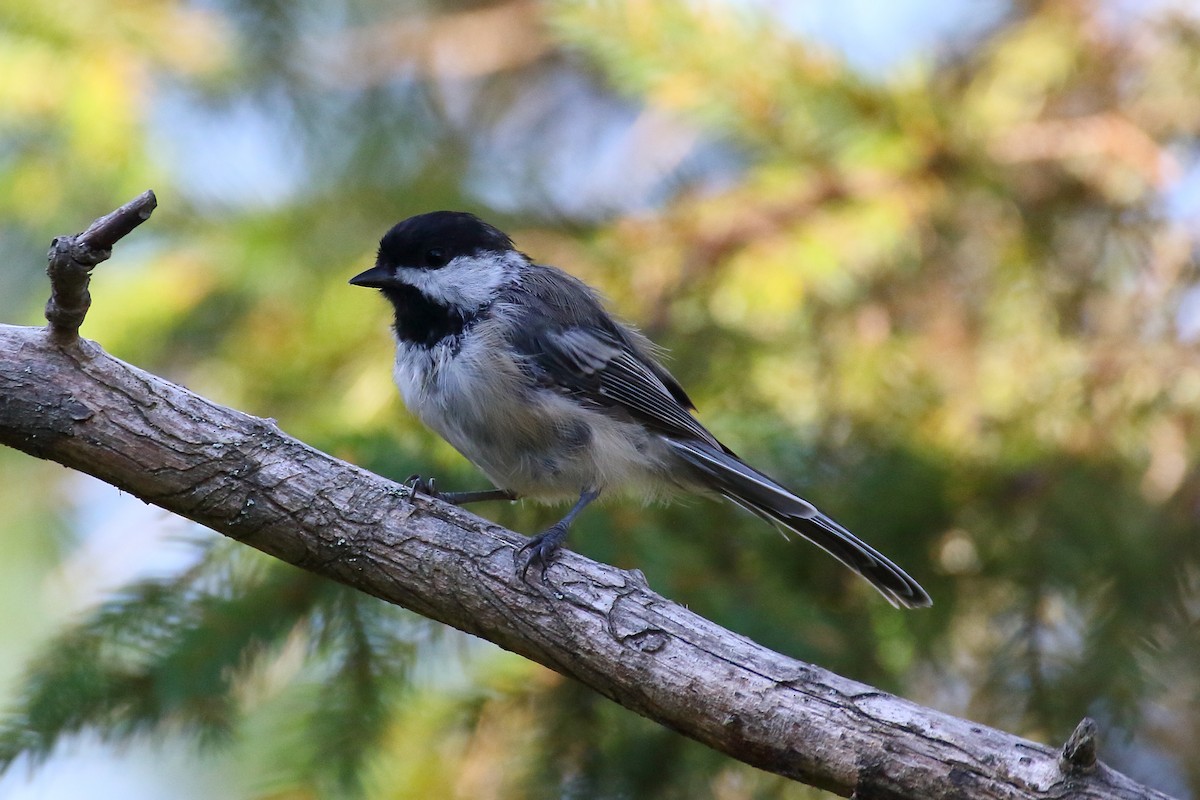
(379, 211), (513, 269)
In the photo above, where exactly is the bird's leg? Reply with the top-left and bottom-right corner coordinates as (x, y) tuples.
(442, 488), (519, 504)
(405, 475), (517, 505)
(519, 488), (601, 581)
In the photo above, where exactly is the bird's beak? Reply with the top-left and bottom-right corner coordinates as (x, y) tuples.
(348, 264), (394, 288)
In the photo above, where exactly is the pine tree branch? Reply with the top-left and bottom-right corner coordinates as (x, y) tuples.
(0, 200), (1175, 800)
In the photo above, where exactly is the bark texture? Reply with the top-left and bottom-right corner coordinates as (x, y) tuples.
(0, 323), (1172, 800)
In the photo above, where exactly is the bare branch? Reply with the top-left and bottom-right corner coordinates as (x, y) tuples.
(44, 190), (157, 345)
(0, 324), (1175, 799)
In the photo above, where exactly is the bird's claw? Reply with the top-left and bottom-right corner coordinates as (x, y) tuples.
(518, 525), (568, 582)
(405, 474), (439, 499)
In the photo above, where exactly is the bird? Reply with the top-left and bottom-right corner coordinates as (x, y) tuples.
(350, 211), (931, 608)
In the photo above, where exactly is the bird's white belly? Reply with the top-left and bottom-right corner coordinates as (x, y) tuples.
(393, 334), (676, 501)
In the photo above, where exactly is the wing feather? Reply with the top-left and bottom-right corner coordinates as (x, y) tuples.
(503, 266), (718, 447)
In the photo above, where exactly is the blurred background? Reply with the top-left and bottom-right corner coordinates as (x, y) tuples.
(1, 0), (1199, 797)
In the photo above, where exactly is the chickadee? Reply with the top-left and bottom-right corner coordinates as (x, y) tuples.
(350, 211), (931, 609)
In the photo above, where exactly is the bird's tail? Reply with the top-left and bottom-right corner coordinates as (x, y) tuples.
(668, 440), (932, 609)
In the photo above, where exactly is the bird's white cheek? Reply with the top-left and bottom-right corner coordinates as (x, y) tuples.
(395, 251), (519, 311)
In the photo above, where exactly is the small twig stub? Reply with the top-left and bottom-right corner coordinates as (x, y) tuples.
(44, 189), (157, 345)
(1060, 716), (1099, 771)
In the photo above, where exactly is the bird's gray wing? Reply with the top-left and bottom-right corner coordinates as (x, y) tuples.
(501, 266), (933, 607)
(504, 267), (720, 448)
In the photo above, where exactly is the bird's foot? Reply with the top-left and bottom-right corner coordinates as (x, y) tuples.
(518, 523), (570, 581)
(404, 474), (441, 500)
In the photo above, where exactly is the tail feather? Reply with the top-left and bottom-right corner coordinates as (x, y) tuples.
(669, 440), (932, 609)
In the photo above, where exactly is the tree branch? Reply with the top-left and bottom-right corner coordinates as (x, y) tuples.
(0, 199), (1175, 799)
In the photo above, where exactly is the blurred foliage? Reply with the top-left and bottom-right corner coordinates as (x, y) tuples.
(2, 0), (1200, 797)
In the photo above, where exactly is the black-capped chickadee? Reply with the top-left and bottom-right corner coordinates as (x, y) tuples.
(350, 211), (931, 609)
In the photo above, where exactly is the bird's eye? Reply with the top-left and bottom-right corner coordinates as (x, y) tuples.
(424, 248), (449, 268)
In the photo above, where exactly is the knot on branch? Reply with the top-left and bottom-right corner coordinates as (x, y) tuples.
(1059, 716), (1098, 772)
(44, 190), (157, 345)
